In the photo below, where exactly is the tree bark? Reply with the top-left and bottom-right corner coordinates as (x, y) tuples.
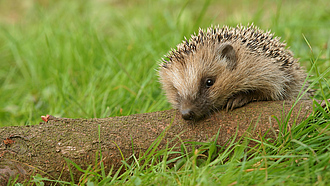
(0, 100), (315, 185)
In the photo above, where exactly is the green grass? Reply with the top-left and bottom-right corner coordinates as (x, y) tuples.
(1, 0), (330, 185)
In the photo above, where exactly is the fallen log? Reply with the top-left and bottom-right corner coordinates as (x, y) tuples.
(0, 100), (315, 184)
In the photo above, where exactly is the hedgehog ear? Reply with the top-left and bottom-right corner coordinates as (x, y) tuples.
(217, 43), (237, 70)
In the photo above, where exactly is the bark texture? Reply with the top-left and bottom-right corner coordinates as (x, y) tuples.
(0, 100), (315, 185)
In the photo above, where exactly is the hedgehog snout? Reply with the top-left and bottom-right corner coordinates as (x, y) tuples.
(181, 108), (195, 120)
(180, 101), (197, 120)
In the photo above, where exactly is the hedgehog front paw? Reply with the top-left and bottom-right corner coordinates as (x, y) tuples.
(226, 93), (253, 111)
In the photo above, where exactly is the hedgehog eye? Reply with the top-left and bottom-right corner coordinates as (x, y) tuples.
(205, 79), (214, 88)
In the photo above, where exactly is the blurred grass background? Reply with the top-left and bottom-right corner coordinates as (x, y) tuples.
(0, 0), (329, 127)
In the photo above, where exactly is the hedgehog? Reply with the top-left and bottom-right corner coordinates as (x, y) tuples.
(158, 24), (309, 120)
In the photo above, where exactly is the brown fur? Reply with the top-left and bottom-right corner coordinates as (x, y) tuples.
(159, 24), (309, 120)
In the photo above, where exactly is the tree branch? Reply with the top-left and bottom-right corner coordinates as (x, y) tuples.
(0, 100), (314, 184)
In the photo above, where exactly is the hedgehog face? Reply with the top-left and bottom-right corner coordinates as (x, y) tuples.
(159, 43), (238, 120)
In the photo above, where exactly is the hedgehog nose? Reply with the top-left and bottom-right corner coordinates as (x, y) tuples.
(181, 109), (195, 120)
